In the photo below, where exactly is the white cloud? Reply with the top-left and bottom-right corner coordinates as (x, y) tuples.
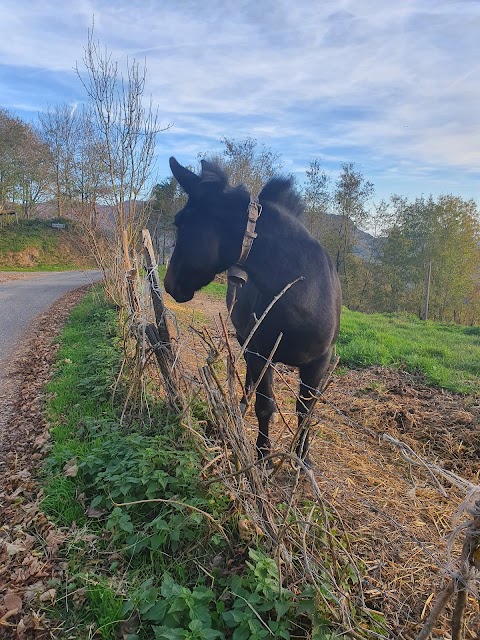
(1, 0), (480, 195)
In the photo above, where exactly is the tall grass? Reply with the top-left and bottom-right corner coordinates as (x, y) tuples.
(338, 309), (479, 395)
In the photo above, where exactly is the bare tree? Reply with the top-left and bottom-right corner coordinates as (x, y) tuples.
(77, 28), (169, 250)
(17, 126), (51, 218)
(199, 137), (284, 196)
(38, 104), (80, 217)
(304, 158), (331, 237)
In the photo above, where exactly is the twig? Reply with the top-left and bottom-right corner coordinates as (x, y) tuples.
(415, 582), (454, 640)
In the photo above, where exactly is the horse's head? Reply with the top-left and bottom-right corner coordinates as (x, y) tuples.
(165, 157), (248, 302)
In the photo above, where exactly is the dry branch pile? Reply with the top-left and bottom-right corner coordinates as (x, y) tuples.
(122, 231), (479, 639)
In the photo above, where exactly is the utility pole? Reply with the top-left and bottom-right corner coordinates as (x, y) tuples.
(422, 260), (432, 321)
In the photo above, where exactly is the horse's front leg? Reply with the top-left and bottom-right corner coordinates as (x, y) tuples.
(246, 353), (275, 461)
(296, 351), (332, 467)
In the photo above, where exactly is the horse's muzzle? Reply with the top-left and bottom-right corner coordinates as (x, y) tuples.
(164, 269), (194, 303)
(171, 290), (194, 303)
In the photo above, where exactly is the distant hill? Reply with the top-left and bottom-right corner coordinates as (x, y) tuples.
(312, 213), (379, 260)
(0, 219), (96, 270)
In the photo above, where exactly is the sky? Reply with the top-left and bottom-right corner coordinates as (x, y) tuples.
(1, 0), (480, 203)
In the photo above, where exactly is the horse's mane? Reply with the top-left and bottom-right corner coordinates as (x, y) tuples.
(200, 159), (304, 220)
(259, 177), (305, 220)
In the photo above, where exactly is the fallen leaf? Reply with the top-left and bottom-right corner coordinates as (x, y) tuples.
(45, 529), (66, 555)
(39, 589), (56, 603)
(118, 612), (140, 638)
(86, 507), (107, 519)
(63, 461), (78, 478)
(16, 618), (26, 636)
(4, 542), (26, 556)
(4, 592), (22, 612)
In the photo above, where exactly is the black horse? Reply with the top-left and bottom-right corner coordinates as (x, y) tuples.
(165, 157), (341, 465)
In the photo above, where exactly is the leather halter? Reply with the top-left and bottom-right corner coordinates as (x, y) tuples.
(227, 197), (262, 286)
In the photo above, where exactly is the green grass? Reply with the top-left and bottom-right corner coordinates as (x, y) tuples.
(338, 309), (479, 395)
(0, 218), (94, 270)
(0, 264), (81, 272)
(42, 288), (120, 523)
(158, 268), (478, 395)
(200, 278), (228, 299)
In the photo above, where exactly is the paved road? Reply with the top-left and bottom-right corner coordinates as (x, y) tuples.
(0, 270), (102, 367)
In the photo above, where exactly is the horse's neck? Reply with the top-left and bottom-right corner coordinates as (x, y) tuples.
(244, 208), (312, 294)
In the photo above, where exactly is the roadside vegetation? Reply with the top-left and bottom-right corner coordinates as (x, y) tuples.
(43, 288), (352, 639)
(0, 219), (94, 270)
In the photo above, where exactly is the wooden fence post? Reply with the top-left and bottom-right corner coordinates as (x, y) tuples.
(141, 228), (181, 409)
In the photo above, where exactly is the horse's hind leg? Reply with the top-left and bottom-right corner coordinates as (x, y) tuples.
(296, 351), (332, 466)
(245, 352), (275, 461)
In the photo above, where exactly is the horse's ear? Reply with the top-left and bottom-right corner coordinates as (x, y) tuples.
(169, 157), (201, 194)
(200, 160), (228, 189)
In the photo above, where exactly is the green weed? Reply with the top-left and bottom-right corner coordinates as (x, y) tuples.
(86, 580), (125, 640)
(41, 477), (86, 527)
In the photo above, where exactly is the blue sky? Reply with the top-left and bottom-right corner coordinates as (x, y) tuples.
(1, 0), (480, 203)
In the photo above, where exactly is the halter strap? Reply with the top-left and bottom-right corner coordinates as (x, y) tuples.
(227, 197), (262, 286)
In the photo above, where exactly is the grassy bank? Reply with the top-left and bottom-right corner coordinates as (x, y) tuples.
(338, 310), (479, 395)
(0, 219), (95, 270)
(43, 289), (354, 639)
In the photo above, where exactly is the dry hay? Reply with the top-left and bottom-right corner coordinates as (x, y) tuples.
(158, 293), (480, 639)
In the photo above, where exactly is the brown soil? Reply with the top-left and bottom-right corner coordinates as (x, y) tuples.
(170, 291), (480, 639)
